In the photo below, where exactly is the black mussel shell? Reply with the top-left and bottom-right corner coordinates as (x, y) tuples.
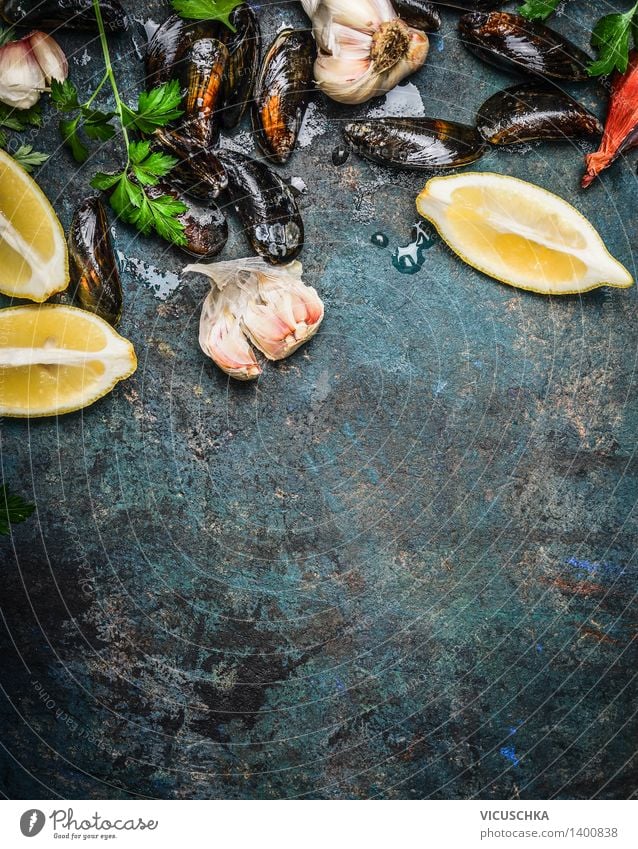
(2, 0), (127, 30)
(68, 197), (123, 327)
(147, 184), (228, 258)
(459, 12), (592, 81)
(477, 84), (603, 145)
(181, 38), (229, 148)
(216, 150), (304, 264)
(153, 129), (228, 199)
(146, 5), (260, 130)
(253, 29), (315, 164)
(344, 118), (487, 170)
(221, 3), (261, 130)
(393, 0), (441, 33)
(146, 15), (215, 88)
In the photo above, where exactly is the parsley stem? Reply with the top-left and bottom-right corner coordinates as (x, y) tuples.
(92, 0), (130, 162)
(84, 70), (109, 109)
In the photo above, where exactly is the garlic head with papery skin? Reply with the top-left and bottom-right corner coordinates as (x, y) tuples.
(301, 0), (429, 105)
(0, 31), (68, 110)
(185, 257), (324, 381)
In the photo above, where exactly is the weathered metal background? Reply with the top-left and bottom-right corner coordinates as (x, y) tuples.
(1, 0), (637, 799)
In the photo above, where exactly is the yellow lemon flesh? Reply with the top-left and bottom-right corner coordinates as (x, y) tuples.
(416, 172), (633, 295)
(0, 149), (69, 301)
(0, 305), (137, 417)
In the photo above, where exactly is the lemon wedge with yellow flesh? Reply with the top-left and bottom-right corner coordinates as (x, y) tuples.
(0, 149), (69, 302)
(416, 173), (633, 295)
(0, 305), (137, 417)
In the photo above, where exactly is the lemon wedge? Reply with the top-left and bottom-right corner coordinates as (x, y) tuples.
(416, 172), (633, 295)
(0, 305), (137, 418)
(0, 149), (69, 301)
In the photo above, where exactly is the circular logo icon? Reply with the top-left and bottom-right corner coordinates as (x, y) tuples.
(20, 810), (45, 837)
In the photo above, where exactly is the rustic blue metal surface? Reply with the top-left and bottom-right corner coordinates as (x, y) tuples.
(1, 1), (637, 799)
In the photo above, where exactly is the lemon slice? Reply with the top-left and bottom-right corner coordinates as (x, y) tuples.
(0, 305), (137, 418)
(416, 172), (633, 295)
(0, 149), (69, 302)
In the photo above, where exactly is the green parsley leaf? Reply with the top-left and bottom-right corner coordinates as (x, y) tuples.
(82, 108), (117, 141)
(0, 24), (15, 48)
(59, 115), (89, 163)
(11, 144), (49, 172)
(0, 485), (34, 536)
(518, 0), (562, 21)
(125, 80), (183, 133)
(589, 5), (638, 76)
(93, 169), (188, 246)
(0, 102), (41, 132)
(171, 0), (242, 30)
(51, 78), (81, 112)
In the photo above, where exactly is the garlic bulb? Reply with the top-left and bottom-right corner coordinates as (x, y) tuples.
(300, 0), (429, 105)
(185, 258), (324, 381)
(0, 31), (68, 110)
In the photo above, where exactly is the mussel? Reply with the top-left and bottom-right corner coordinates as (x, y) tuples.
(68, 197), (123, 327)
(430, 1), (506, 8)
(181, 38), (229, 148)
(146, 5), (259, 131)
(344, 118), (487, 170)
(477, 84), (603, 145)
(147, 184), (228, 258)
(1, 0), (127, 31)
(253, 29), (315, 164)
(216, 150), (304, 264)
(393, 1), (441, 33)
(153, 129), (228, 199)
(459, 12), (592, 81)
(220, 3), (261, 130)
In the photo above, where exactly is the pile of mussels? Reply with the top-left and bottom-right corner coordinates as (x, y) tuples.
(1, 0), (609, 328)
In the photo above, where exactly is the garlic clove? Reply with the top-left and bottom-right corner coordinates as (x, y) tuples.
(0, 39), (46, 109)
(316, 0), (397, 33)
(28, 31), (69, 84)
(199, 304), (262, 381)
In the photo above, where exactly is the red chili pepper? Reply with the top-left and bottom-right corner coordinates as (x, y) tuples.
(583, 50), (638, 188)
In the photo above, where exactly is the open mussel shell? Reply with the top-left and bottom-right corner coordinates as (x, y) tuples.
(477, 84), (603, 145)
(221, 3), (261, 130)
(147, 184), (228, 258)
(68, 197), (123, 327)
(393, 0), (441, 33)
(344, 118), (487, 170)
(253, 29), (315, 164)
(459, 12), (592, 81)
(216, 150), (304, 264)
(2, 0), (127, 30)
(182, 38), (229, 148)
(153, 129), (228, 199)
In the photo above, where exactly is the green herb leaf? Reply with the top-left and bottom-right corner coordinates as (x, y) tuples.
(589, 6), (638, 76)
(82, 108), (117, 141)
(518, 0), (562, 21)
(171, 0), (242, 30)
(94, 169), (188, 246)
(51, 78), (81, 112)
(0, 102), (42, 132)
(126, 80), (183, 133)
(0, 485), (34, 535)
(59, 115), (89, 163)
(0, 23), (15, 47)
(11, 144), (49, 172)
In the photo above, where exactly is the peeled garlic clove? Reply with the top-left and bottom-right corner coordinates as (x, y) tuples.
(28, 31), (69, 84)
(0, 38), (46, 109)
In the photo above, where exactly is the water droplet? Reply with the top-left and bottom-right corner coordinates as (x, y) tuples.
(332, 145), (350, 166)
(371, 232), (389, 248)
(391, 221), (438, 275)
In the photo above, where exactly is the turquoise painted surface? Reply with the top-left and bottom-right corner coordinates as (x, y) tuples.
(1, 1), (637, 799)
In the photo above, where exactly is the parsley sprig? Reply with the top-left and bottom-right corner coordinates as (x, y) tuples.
(171, 0), (243, 30)
(0, 485), (34, 535)
(51, 0), (188, 245)
(519, 1), (638, 76)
